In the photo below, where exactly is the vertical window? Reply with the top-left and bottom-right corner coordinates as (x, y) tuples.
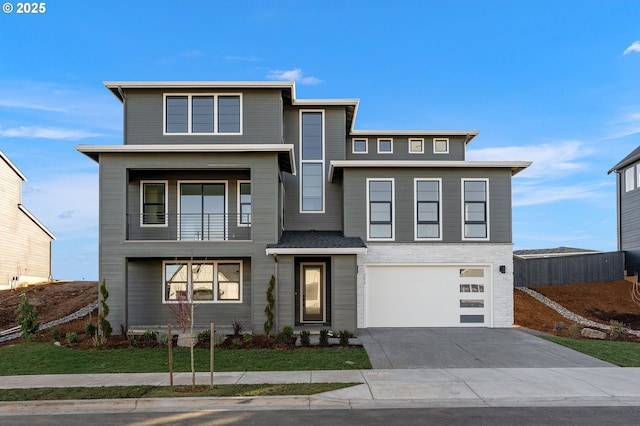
(238, 181), (251, 226)
(218, 96), (241, 133)
(191, 96), (214, 133)
(353, 138), (368, 153)
(626, 166), (635, 192)
(368, 179), (394, 240)
(141, 181), (167, 226)
(463, 179), (488, 239)
(164, 260), (242, 303)
(415, 179), (441, 239)
(377, 138), (393, 154)
(433, 138), (449, 154)
(164, 94), (241, 134)
(165, 96), (188, 133)
(409, 138), (424, 154)
(300, 111), (324, 212)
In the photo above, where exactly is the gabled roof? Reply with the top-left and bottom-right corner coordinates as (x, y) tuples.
(608, 145), (640, 174)
(0, 150), (27, 181)
(266, 231), (366, 255)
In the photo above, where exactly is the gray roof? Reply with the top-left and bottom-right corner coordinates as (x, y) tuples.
(514, 246), (600, 257)
(266, 231), (366, 249)
(608, 145), (640, 174)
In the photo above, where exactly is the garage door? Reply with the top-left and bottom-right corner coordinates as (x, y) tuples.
(365, 265), (490, 327)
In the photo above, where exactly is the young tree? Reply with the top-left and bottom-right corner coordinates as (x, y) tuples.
(99, 279), (112, 338)
(264, 275), (276, 336)
(16, 294), (39, 340)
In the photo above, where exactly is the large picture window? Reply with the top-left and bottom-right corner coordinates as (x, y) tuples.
(367, 178), (394, 240)
(164, 94), (242, 134)
(164, 260), (242, 303)
(141, 181), (167, 226)
(300, 111), (324, 212)
(463, 179), (489, 239)
(415, 179), (441, 239)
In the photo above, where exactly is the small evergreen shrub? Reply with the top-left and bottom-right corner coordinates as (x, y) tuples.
(300, 330), (311, 347)
(16, 294), (39, 340)
(319, 328), (330, 347)
(609, 320), (622, 341)
(66, 332), (78, 343)
(49, 327), (62, 341)
(338, 330), (353, 346)
(198, 329), (211, 342)
(99, 279), (113, 338)
(276, 326), (295, 344)
(85, 320), (97, 337)
(155, 331), (169, 345)
(243, 333), (253, 344)
(264, 275), (276, 336)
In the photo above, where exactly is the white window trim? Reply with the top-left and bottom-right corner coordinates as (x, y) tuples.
(299, 109), (326, 213)
(377, 138), (394, 154)
(408, 138), (424, 154)
(433, 138), (449, 154)
(366, 177), (395, 241)
(352, 138), (368, 154)
(177, 180), (228, 241)
(237, 180), (251, 228)
(299, 262), (327, 323)
(637, 165), (640, 190)
(162, 260), (243, 304)
(162, 93), (243, 135)
(414, 178), (443, 241)
(626, 166), (636, 192)
(140, 180), (168, 228)
(461, 178), (490, 241)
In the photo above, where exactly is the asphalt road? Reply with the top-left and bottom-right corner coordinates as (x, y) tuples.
(3, 407), (640, 425)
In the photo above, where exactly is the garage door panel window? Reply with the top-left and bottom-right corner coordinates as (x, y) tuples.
(460, 299), (484, 308)
(460, 315), (484, 323)
(463, 180), (489, 240)
(367, 179), (394, 240)
(415, 179), (441, 239)
(460, 284), (484, 293)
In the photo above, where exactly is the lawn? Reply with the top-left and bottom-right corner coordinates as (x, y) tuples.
(0, 343), (371, 375)
(543, 336), (640, 367)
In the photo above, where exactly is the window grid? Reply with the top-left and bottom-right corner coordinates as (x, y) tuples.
(238, 181), (252, 226)
(300, 110), (325, 213)
(462, 179), (489, 240)
(367, 178), (394, 240)
(415, 179), (441, 240)
(164, 93), (242, 135)
(140, 181), (168, 227)
(163, 260), (242, 303)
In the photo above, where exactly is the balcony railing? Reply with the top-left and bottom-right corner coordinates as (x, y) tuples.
(126, 213), (251, 241)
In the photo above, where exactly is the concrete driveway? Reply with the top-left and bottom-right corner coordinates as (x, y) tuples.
(358, 328), (615, 369)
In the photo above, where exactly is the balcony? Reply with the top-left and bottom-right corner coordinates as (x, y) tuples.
(126, 214), (251, 241)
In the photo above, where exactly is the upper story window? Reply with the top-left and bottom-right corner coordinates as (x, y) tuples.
(377, 138), (393, 154)
(462, 179), (489, 240)
(238, 181), (251, 226)
(141, 181), (167, 226)
(433, 138), (449, 154)
(415, 179), (441, 239)
(625, 166), (635, 192)
(409, 138), (424, 154)
(353, 138), (368, 154)
(164, 94), (242, 135)
(300, 110), (325, 212)
(367, 178), (394, 240)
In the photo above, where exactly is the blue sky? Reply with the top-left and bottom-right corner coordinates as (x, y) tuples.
(1, 0), (640, 280)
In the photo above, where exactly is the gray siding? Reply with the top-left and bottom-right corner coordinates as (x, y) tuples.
(346, 136), (466, 161)
(620, 163), (640, 274)
(124, 89), (283, 145)
(342, 168), (513, 243)
(331, 255), (357, 331)
(282, 106), (345, 231)
(513, 252), (624, 287)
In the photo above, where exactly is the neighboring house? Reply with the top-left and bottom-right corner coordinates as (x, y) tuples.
(0, 150), (55, 288)
(609, 146), (640, 276)
(514, 246), (602, 259)
(77, 81), (530, 333)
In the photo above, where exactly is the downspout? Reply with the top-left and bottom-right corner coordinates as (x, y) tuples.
(274, 254), (279, 333)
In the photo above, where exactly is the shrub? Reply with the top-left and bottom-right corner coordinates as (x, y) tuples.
(92, 333), (106, 348)
(276, 326), (295, 344)
(319, 328), (330, 347)
(213, 331), (226, 346)
(155, 331), (169, 345)
(300, 330), (311, 347)
(243, 333), (253, 344)
(232, 319), (245, 337)
(85, 319), (97, 337)
(264, 275), (276, 336)
(49, 327), (62, 341)
(99, 279), (112, 338)
(338, 330), (353, 346)
(568, 323), (582, 339)
(609, 320), (622, 341)
(66, 332), (78, 343)
(198, 329), (211, 342)
(16, 294), (39, 341)
(142, 330), (157, 341)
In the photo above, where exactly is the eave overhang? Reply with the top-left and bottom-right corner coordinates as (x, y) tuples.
(266, 247), (367, 255)
(76, 144), (296, 175)
(349, 130), (480, 144)
(328, 160), (532, 182)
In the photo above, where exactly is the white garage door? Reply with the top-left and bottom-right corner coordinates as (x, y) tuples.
(365, 265), (490, 327)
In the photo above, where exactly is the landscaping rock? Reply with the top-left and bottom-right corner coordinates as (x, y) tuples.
(581, 327), (607, 340)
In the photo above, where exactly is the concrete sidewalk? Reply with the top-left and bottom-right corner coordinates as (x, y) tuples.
(2, 368), (640, 414)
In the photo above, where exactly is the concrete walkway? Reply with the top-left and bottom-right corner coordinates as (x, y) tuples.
(2, 367), (640, 414)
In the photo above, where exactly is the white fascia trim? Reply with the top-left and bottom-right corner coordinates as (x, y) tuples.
(293, 99), (359, 107)
(266, 247), (367, 255)
(105, 81), (295, 90)
(0, 150), (27, 181)
(328, 160), (532, 181)
(18, 204), (56, 240)
(351, 130), (479, 138)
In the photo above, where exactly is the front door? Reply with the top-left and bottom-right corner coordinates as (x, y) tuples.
(301, 263), (325, 322)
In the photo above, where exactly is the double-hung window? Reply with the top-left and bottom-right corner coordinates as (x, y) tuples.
(300, 111), (324, 212)
(367, 178), (394, 240)
(164, 260), (242, 303)
(462, 179), (489, 239)
(415, 179), (441, 239)
(238, 181), (251, 226)
(164, 94), (242, 134)
(140, 181), (167, 226)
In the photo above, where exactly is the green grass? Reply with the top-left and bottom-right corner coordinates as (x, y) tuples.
(0, 343), (371, 376)
(543, 336), (640, 367)
(0, 383), (359, 401)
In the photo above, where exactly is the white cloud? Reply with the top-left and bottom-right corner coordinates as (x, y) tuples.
(467, 141), (591, 179)
(266, 68), (322, 85)
(606, 109), (640, 139)
(623, 41), (640, 55)
(0, 126), (103, 140)
(512, 181), (609, 207)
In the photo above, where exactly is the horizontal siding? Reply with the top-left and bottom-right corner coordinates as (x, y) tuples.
(619, 162), (640, 274)
(346, 136), (466, 161)
(332, 255), (357, 331)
